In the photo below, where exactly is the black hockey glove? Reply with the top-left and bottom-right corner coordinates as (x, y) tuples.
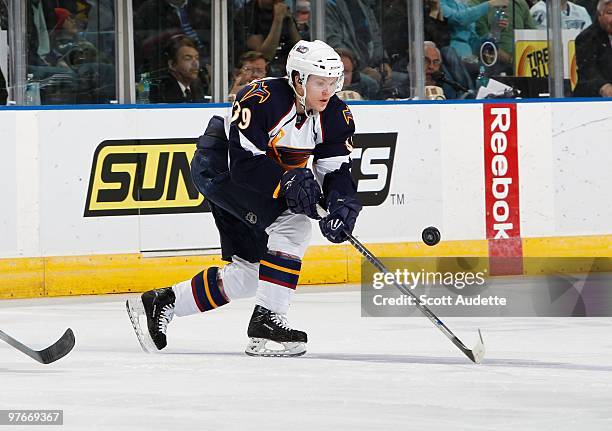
(279, 168), (322, 219)
(319, 191), (362, 243)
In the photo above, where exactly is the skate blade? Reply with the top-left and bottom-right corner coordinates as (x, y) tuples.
(245, 338), (306, 357)
(125, 298), (158, 354)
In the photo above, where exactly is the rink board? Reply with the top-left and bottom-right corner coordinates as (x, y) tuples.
(0, 100), (611, 298)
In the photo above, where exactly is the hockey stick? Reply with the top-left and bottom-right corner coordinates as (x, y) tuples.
(0, 328), (75, 364)
(318, 206), (485, 364)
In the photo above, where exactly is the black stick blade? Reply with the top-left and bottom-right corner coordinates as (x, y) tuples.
(38, 329), (76, 364)
(0, 328), (75, 364)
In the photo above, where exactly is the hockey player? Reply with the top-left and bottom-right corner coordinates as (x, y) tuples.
(127, 40), (362, 357)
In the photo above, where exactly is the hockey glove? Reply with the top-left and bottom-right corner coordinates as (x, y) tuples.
(319, 191), (362, 243)
(279, 168), (322, 219)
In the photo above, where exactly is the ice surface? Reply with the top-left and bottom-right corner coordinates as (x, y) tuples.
(1, 285), (611, 431)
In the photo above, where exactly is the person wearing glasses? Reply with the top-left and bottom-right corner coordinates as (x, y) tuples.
(229, 50), (268, 98)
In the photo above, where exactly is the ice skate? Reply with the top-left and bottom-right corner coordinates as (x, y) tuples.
(126, 287), (175, 352)
(245, 305), (307, 357)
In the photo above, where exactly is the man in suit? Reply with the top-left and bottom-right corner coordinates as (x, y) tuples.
(150, 35), (206, 103)
(574, 0), (612, 97)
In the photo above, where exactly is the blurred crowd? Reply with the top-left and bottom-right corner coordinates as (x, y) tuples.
(0, 0), (610, 104)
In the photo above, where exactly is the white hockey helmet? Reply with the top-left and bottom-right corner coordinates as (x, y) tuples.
(286, 40), (344, 111)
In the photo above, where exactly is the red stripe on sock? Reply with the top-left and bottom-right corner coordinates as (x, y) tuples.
(259, 275), (297, 290)
(191, 277), (205, 312)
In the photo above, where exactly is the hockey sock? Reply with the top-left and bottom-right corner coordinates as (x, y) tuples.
(173, 267), (229, 317)
(219, 256), (259, 300)
(256, 252), (302, 315)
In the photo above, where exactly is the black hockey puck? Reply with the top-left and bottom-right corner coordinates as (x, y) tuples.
(422, 226), (441, 246)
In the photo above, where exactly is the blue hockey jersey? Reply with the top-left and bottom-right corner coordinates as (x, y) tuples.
(227, 77), (356, 200)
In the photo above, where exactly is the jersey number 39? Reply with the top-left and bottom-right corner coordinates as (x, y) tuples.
(231, 102), (252, 130)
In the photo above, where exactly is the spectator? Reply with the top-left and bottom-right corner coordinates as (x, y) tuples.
(25, 2), (115, 105)
(381, 0), (411, 71)
(382, 0), (454, 73)
(49, 7), (99, 64)
(233, 0), (301, 77)
(441, 0), (509, 61)
(531, 0), (592, 30)
(45, 7), (115, 103)
(574, 0), (612, 97)
(49, 7), (80, 68)
(474, 0), (536, 72)
(425, 0), (452, 49)
(134, 0), (211, 77)
(150, 35), (207, 103)
(326, 0), (409, 98)
(295, 0), (311, 40)
(424, 40), (473, 99)
(336, 47), (378, 99)
(229, 50), (267, 97)
(27, 0), (53, 66)
(41, 1), (79, 29)
(575, 0), (599, 21)
(74, 0), (92, 31)
(422, 0), (475, 92)
(326, 0), (388, 85)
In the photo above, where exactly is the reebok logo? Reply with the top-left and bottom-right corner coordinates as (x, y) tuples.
(485, 107), (520, 240)
(483, 103), (523, 274)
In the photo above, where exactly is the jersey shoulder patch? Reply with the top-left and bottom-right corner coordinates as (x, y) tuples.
(341, 104), (354, 126)
(325, 96), (354, 125)
(239, 80), (272, 104)
(236, 78), (293, 107)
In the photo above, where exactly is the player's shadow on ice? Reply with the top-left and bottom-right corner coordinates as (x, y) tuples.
(0, 368), (66, 374)
(305, 353), (612, 372)
(168, 351), (612, 372)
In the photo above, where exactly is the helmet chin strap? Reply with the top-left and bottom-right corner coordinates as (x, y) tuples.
(295, 75), (315, 117)
(293, 77), (308, 112)
(297, 91), (307, 112)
